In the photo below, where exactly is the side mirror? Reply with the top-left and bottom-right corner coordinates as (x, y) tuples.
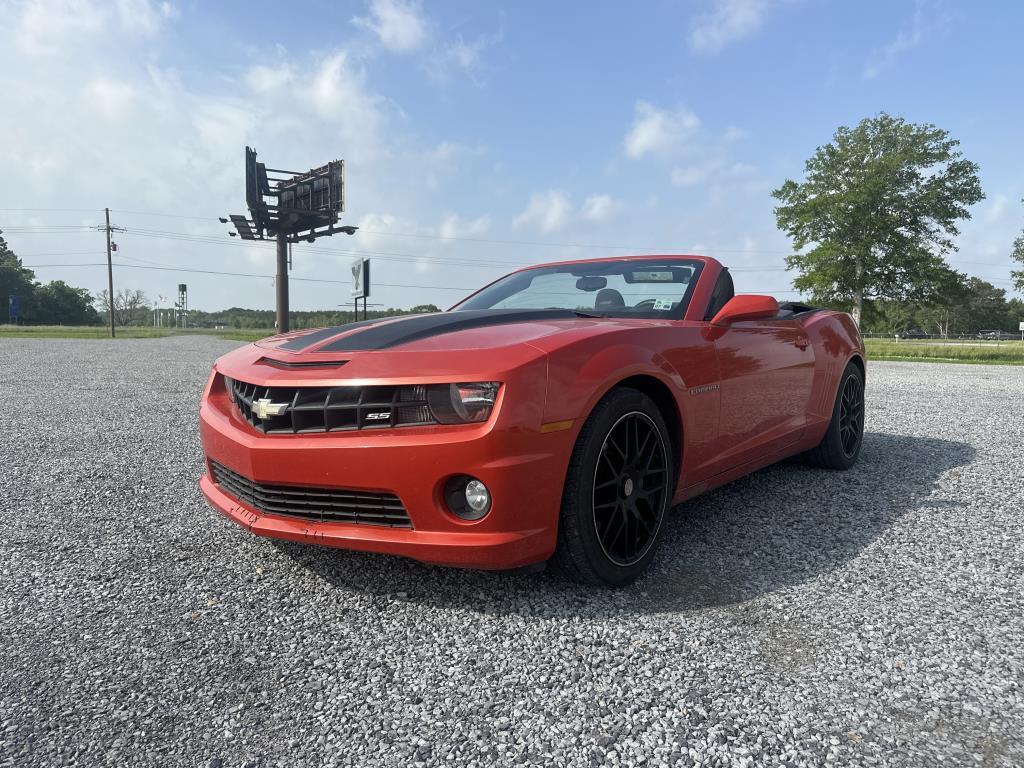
(711, 295), (779, 325)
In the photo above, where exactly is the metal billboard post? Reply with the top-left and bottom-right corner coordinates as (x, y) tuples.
(276, 233), (289, 332)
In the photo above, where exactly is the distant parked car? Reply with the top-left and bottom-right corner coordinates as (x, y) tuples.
(977, 330), (1014, 340)
(901, 329), (929, 339)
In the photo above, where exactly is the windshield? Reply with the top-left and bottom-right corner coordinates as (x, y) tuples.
(453, 259), (704, 319)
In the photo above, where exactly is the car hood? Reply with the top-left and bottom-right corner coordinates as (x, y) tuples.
(254, 309), (621, 355)
(213, 309), (667, 384)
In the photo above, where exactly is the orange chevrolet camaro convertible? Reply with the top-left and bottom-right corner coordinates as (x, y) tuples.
(199, 255), (865, 585)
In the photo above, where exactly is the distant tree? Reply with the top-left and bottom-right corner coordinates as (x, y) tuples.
(0, 229), (39, 322)
(95, 288), (150, 326)
(410, 304), (441, 314)
(917, 277), (1010, 335)
(773, 113), (984, 325)
(863, 299), (924, 336)
(35, 281), (101, 325)
(1012, 199), (1024, 292)
(1007, 298), (1024, 332)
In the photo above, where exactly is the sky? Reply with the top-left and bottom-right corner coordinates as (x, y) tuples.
(1, 0), (1022, 312)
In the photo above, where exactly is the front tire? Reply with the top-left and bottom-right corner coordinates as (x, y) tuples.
(805, 361), (865, 470)
(553, 388), (674, 586)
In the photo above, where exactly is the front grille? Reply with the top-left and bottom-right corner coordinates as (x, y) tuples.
(210, 462), (412, 528)
(226, 376), (435, 434)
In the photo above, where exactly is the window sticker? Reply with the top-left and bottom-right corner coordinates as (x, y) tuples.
(653, 298), (674, 311)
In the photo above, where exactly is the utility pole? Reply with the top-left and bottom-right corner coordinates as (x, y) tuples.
(276, 233), (289, 332)
(105, 208), (115, 338)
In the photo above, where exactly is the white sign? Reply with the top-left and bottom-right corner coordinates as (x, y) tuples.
(1019, 321), (1024, 332)
(350, 257), (370, 299)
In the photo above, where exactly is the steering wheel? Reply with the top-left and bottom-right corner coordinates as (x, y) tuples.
(633, 299), (657, 310)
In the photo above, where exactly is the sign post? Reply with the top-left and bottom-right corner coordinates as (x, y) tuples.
(8, 295), (18, 325)
(1019, 320), (1023, 341)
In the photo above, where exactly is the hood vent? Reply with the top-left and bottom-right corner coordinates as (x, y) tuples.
(256, 356), (348, 369)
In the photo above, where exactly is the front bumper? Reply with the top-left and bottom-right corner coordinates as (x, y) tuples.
(198, 370), (575, 570)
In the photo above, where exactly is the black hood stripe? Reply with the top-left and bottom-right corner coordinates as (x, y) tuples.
(275, 317), (388, 351)
(306, 309), (578, 352)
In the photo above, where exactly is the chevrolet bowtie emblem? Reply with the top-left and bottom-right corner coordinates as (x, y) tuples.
(253, 398), (288, 420)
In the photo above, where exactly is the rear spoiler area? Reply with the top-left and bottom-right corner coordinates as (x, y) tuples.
(776, 301), (824, 319)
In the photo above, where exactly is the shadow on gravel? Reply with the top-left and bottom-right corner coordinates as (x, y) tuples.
(274, 432), (974, 618)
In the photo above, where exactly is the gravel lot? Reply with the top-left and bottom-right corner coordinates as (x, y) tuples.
(2, 335), (1022, 768)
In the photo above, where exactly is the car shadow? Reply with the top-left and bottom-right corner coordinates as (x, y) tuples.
(270, 432), (974, 618)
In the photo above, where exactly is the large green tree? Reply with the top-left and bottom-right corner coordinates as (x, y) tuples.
(773, 113), (984, 325)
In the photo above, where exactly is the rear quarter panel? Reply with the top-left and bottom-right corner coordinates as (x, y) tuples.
(801, 310), (865, 429)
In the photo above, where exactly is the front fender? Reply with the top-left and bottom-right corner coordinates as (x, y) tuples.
(541, 340), (685, 426)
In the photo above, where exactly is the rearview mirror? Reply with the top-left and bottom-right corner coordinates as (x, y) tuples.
(576, 275), (607, 292)
(711, 295), (779, 325)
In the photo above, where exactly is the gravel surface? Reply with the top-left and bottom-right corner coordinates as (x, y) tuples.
(1, 335), (1022, 767)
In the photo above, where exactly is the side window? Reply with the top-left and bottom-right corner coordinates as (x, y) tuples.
(704, 270), (735, 320)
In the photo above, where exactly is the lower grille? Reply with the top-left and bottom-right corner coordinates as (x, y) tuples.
(210, 462), (412, 528)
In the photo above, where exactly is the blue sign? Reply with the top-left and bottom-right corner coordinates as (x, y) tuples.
(8, 295), (18, 320)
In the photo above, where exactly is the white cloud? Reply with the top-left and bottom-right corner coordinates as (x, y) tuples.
(246, 64), (295, 93)
(353, 0), (428, 53)
(581, 194), (620, 222)
(671, 165), (714, 187)
(623, 101), (700, 158)
(439, 213), (490, 239)
(690, 0), (772, 54)
(863, 1), (952, 79)
(352, 213), (420, 250)
(13, 0), (175, 55)
(984, 194), (1009, 225)
(514, 190), (573, 233)
(84, 77), (136, 119)
(307, 52), (385, 159)
(446, 35), (486, 70)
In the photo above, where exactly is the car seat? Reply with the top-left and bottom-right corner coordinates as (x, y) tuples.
(594, 288), (625, 310)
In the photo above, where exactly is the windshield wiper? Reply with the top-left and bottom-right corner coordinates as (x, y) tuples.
(572, 310), (607, 319)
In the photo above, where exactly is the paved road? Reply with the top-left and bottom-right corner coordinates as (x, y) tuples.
(2, 336), (1022, 767)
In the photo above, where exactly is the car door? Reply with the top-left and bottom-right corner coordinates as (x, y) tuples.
(712, 319), (815, 471)
(700, 271), (815, 473)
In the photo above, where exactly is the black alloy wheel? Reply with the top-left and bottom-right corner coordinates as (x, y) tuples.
(592, 412), (668, 567)
(806, 361), (865, 470)
(838, 373), (864, 457)
(553, 387), (674, 586)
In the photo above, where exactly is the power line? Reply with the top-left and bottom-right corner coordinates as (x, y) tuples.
(2, 207), (797, 255)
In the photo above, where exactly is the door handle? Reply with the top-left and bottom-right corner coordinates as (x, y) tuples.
(795, 338), (809, 350)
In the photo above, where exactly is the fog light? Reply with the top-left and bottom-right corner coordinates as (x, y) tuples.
(465, 480), (490, 513)
(445, 475), (491, 520)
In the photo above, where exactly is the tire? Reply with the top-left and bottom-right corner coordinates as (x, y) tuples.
(805, 361), (865, 470)
(552, 387), (675, 586)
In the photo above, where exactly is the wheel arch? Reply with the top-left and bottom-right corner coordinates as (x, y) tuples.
(607, 374), (683, 483)
(848, 352), (866, 382)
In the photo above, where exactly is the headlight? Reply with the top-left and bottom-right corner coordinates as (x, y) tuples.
(427, 382), (500, 424)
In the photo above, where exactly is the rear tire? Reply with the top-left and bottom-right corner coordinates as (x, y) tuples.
(552, 388), (675, 586)
(805, 361), (864, 470)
